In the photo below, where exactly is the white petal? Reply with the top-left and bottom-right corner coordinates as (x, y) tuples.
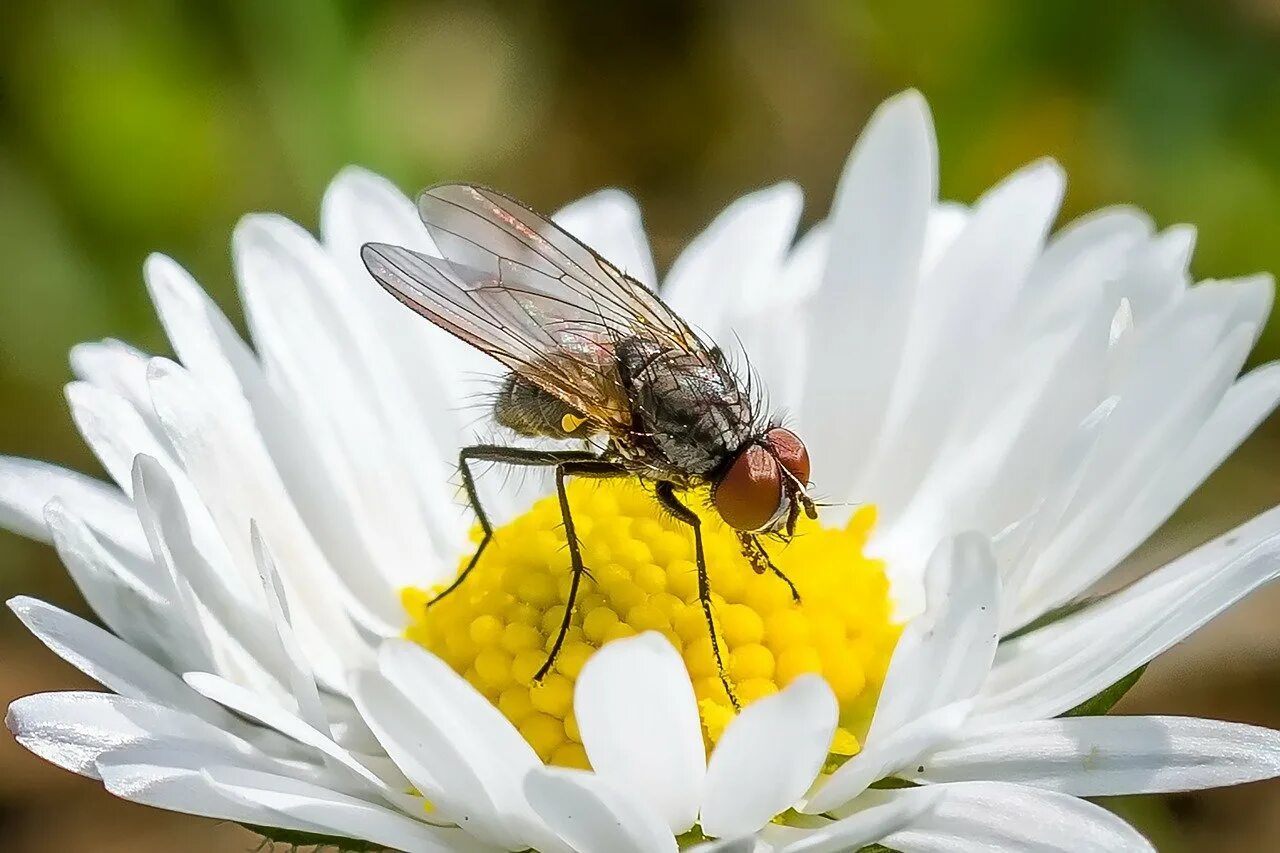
(868, 533), (998, 739)
(182, 670), (406, 806)
(234, 213), (451, 619)
(95, 747), (327, 832)
(148, 358), (370, 685)
(801, 701), (971, 815)
(65, 380), (176, 494)
(205, 766), (467, 853)
(525, 766), (677, 853)
(689, 838), (771, 853)
(132, 454), (297, 697)
(251, 523), (329, 733)
(42, 499), (187, 667)
(574, 632), (706, 834)
(800, 90), (936, 499)
(980, 505), (1280, 724)
(879, 781), (1154, 853)
(380, 639), (542, 788)
(701, 676), (836, 838)
(144, 253), (262, 398)
(911, 716), (1280, 795)
(7, 596), (233, 724)
(663, 182), (803, 358)
(382, 641), (570, 850)
(356, 641), (563, 851)
(320, 168), (490, 517)
(862, 159), (1065, 524)
(1016, 359), (1280, 624)
(5, 691), (270, 780)
(70, 338), (157, 419)
(553, 189), (657, 287)
(783, 787), (943, 853)
(0, 455), (146, 556)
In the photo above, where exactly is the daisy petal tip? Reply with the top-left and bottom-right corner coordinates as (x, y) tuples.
(881, 87), (931, 122)
(141, 251), (188, 289)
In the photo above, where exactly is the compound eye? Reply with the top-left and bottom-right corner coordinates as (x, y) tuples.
(713, 444), (785, 532)
(764, 427), (810, 486)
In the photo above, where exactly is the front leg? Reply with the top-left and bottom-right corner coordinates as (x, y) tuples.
(737, 532), (801, 603)
(655, 481), (741, 711)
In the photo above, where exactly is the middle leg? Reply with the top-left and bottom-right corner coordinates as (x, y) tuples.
(535, 459), (629, 682)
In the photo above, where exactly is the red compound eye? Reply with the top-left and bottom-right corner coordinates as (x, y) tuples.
(713, 444), (785, 532)
(765, 427), (810, 486)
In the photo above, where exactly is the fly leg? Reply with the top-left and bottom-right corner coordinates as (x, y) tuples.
(427, 445), (599, 609)
(656, 481), (741, 712)
(737, 532), (801, 603)
(537, 459), (629, 682)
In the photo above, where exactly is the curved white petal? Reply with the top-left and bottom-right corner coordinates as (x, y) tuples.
(234, 213), (453, 617)
(980, 505), (1280, 724)
(206, 766), (467, 853)
(1014, 359), (1280, 625)
(800, 90), (937, 502)
(351, 668), (499, 835)
(42, 499), (186, 667)
(863, 159), (1065, 526)
(784, 787), (943, 853)
(6, 692), (273, 780)
(574, 632), (706, 834)
(320, 168), (492, 521)
(1018, 322), (1259, 615)
(362, 640), (564, 852)
(868, 533), (999, 738)
(144, 253), (262, 400)
(7, 596), (232, 725)
(802, 701), (971, 815)
(911, 715), (1280, 795)
(525, 766), (678, 853)
(701, 675), (836, 838)
(878, 781), (1155, 853)
(148, 358), (370, 685)
(69, 338), (157, 419)
(95, 747), (329, 833)
(0, 455), (146, 556)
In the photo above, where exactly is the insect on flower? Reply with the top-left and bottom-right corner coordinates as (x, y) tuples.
(361, 184), (817, 704)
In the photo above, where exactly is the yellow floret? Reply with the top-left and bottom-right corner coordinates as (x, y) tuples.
(403, 479), (900, 768)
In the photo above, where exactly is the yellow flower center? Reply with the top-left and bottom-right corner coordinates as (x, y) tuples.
(403, 479), (900, 769)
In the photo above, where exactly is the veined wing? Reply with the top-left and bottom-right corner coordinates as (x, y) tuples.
(416, 184), (713, 352)
(361, 183), (722, 431)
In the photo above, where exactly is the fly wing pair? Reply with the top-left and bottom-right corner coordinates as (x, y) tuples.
(362, 184), (720, 437)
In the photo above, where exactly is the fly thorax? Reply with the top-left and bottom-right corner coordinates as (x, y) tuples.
(616, 339), (755, 476)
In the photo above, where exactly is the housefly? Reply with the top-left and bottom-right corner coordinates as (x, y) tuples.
(361, 184), (816, 705)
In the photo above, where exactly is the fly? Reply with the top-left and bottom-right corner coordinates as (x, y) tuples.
(361, 184), (817, 707)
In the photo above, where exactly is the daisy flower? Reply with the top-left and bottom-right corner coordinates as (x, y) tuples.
(3, 90), (1280, 852)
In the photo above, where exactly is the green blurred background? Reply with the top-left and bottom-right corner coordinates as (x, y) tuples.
(1, 1), (1279, 850)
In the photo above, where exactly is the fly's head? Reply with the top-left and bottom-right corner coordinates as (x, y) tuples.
(711, 427), (816, 539)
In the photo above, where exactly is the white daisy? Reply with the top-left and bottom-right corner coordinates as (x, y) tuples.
(2, 88), (1279, 853)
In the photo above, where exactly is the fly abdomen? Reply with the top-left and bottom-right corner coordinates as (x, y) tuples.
(494, 373), (595, 439)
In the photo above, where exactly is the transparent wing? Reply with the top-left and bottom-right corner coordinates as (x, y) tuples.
(416, 184), (711, 352)
(361, 183), (721, 429)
